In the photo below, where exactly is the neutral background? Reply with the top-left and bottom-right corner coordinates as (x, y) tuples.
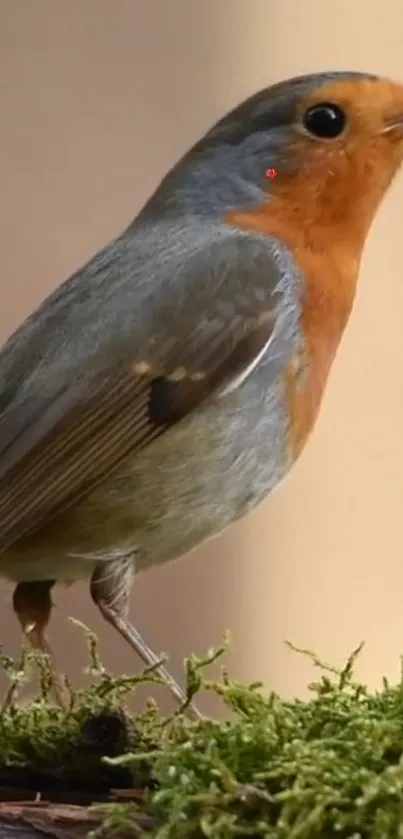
(1, 0), (403, 714)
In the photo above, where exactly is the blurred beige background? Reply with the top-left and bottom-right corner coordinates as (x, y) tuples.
(1, 0), (403, 714)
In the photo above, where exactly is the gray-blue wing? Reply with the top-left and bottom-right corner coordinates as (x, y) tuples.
(0, 228), (294, 551)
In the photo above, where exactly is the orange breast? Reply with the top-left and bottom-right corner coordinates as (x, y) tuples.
(225, 197), (361, 460)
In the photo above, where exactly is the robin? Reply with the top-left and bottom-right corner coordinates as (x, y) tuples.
(0, 70), (402, 711)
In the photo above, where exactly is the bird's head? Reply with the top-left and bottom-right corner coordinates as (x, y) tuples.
(154, 71), (403, 246)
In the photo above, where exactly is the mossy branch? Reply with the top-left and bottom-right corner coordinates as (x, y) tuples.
(1, 626), (403, 837)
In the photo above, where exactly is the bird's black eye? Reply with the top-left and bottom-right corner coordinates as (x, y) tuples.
(302, 102), (347, 139)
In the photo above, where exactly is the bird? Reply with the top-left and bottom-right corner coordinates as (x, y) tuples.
(0, 69), (403, 711)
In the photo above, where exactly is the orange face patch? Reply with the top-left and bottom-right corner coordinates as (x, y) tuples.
(225, 76), (403, 458)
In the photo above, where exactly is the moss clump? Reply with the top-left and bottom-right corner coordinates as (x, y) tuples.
(0, 620), (167, 798)
(98, 642), (403, 838)
(2, 628), (403, 837)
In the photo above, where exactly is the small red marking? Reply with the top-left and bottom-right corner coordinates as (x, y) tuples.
(265, 168), (277, 179)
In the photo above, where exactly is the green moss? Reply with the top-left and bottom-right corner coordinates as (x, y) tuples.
(2, 627), (403, 837)
(0, 620), (170, 796)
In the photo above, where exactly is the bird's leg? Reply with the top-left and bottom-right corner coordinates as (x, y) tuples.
(90, 558), (201, 719)
(12, 580), (66, 706)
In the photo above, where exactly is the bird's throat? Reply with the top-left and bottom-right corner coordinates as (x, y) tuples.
(225, 201), (361, 459)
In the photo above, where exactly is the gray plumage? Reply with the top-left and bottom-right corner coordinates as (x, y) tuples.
(0, 68), (395, 711)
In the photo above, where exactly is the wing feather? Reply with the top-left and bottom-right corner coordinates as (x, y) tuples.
(0, 230), (289, 551)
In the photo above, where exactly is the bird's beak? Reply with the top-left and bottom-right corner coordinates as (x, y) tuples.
(381, 113), (403, 134)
